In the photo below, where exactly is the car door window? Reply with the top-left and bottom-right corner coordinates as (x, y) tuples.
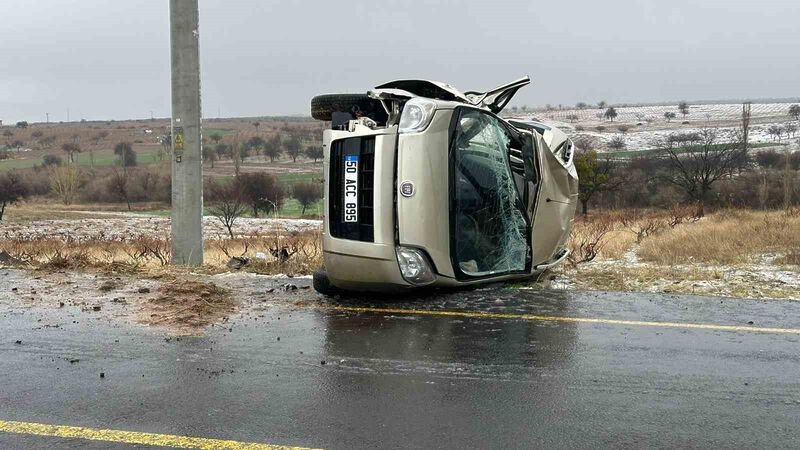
(451, 109), (529, 277)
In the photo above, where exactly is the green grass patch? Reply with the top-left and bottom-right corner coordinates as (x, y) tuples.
(276, 171), (323, 185)
(204, 127), (237, 137)
(0, 149), (165, 171)
(279, 197), (322, 217)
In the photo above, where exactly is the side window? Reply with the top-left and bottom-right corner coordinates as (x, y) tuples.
(451, 109), (529, 277)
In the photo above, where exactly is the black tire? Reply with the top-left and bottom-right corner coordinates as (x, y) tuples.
(310, 94), (387, 123)
(313, 269), (345, 296)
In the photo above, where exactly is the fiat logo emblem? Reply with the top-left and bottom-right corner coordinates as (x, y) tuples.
(400, 181), (415, 198)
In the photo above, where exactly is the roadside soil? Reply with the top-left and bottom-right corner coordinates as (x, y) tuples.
(0, 269), (313, 336)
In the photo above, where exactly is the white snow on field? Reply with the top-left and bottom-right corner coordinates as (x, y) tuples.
(0, 216), (321, 242)
(569, 123), (796, 151)
(530, 102), (796, 124)
(554, 249), (800, 300)
(506, 101), (800, 152)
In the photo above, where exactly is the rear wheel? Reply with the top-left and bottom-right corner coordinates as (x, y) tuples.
(310, 94), (387, 123)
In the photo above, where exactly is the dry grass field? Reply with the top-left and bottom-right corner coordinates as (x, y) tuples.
(1, 206), (798, 300)
(0, 227), (322, 276)
(555, 208), (800, 299)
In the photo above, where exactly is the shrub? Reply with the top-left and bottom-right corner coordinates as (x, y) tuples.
(304, 146), (323, 162)
(567, 215), (614, 265)
(113, 142), (137, 167)
(42, 154), (63, 166)
(0, 171), (28, 220)
(607, 135), (626, 150)
(292, 181), (323, 215)
(236, 172), (284, 217)
(48, 165), (82, 205)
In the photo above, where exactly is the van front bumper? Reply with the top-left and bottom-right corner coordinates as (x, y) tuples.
(323, 244), (412, 292)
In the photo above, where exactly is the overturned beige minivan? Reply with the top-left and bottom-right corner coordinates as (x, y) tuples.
(310, 76), (578, 295)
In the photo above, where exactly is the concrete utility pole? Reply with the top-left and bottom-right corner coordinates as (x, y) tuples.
(169, 0), (204, 266)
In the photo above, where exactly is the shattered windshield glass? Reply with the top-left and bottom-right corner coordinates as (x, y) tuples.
(452, 109), (529, 277)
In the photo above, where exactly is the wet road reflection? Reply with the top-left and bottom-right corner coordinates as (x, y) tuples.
(2, 274), (800, 449)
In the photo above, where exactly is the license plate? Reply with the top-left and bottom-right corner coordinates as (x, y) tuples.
(343, 155), (359, 223)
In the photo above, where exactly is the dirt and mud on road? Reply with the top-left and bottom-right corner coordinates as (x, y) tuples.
(0, 269), (315, 335)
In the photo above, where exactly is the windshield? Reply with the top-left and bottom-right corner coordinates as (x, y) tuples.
(451, 109), (529, 277)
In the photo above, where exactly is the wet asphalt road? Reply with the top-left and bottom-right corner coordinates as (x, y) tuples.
(1, 273), (800, 449)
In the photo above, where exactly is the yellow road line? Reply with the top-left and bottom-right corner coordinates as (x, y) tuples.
(316, 305), (800, 335)
(0, 420), (319, 450)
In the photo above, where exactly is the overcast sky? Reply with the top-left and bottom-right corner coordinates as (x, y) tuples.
(1, 0), (798, 123)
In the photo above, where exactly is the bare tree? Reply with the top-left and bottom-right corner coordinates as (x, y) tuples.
(92, 131), (109, 145)
(678, 101), (690, 119)
(238, 172), (284, 217)
(108, 168), (132, 211)
(208, 180), (247, 239)
(789, 104), (800, 121)
(61, 142), (81, 163)
(664, 112), (676, 123)
(304, 145), (323, 162)
(202, 146), (217, 168)
(0, 171), (28, 221)
(785, 123), (798, 138)
(604, 107), (618, 122)
(252, 121), (261, 132)
(113, 142), (136, 172)
(658, 128), (747, 215)
(285, 135), (302, 162)
(49, 165), (81, 205)
(768, 125), (784, 142)
(263, 135), (283, 163)
(214, 143), (229, 160)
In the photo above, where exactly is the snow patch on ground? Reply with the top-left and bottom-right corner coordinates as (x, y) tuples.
(0, 216), (322, 242)
(552, 250), (800, 300)
(506, 101), (800, 152)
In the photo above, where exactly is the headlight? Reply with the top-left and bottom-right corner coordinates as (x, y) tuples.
(398, 98), (436, 133)
(396, 246), (436, 285)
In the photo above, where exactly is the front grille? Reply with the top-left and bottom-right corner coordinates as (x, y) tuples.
(329, 136), (375, 242)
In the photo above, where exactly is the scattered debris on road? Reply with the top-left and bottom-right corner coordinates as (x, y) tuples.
(140, 280), (236, 334)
